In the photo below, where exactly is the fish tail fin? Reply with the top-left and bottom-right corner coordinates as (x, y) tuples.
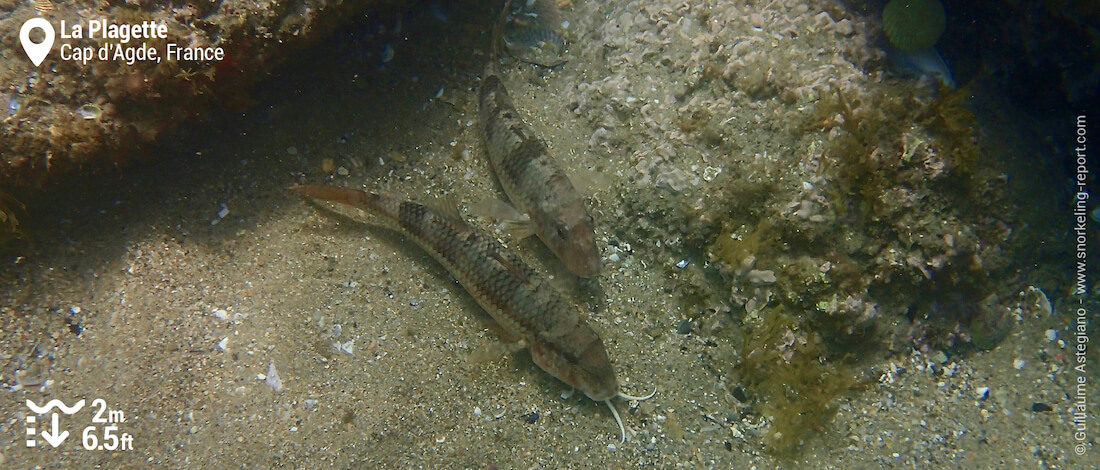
(289, 185), (399, 219)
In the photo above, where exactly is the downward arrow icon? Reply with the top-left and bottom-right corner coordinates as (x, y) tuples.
(40, 413), (68, 447)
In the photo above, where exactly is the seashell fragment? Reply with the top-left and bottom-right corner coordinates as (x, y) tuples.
(76, 104), (102, 120)
(34, 0), (54, 14)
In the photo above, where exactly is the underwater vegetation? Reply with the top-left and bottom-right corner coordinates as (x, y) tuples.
(736, 309), (863, 457)
(807, 82), (980, 223)
(661, 62), (1006, 456)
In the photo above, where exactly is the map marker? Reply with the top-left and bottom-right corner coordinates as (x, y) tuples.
(20, 18), (55, 67)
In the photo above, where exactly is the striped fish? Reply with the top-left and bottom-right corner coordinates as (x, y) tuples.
(478, 0), (600, 277)
(290, 185), (652, 441)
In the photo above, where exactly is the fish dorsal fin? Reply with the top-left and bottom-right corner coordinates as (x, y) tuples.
(499, 217), (534, 239)
(436, 196), (464, 221)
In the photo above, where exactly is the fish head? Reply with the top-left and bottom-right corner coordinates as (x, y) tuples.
(572, 337), (620, 402)
(539, 204), (602, 277)
(530, 328), (619, 402)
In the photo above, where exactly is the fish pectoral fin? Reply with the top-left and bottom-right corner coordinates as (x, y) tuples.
(486, 247), (532, 281)
(471, 198), (534, 239)
(499, 217), (535, 239)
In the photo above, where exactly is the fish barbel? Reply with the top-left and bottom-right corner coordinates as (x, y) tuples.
(479, 0), (601, 277)
(290, 184), (652, 441)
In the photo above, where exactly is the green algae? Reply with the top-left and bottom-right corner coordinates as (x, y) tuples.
(805, 82), (981, 224)
(737, 309), (864, 457)
(709, 220), (778, 268)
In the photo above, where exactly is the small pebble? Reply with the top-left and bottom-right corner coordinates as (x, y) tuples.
(216, 337), (228, 351)
(607, 443), (617, 451)
(336, 166), (349, 176)
(749, 13), (764, 28)
(8, 95), (20, 116)
(286, 146), (298, 155)
(676, 319), (692, 335)
(69, 306), (81, 315)
(1031, 402), (1053, 412)
(675, 259), (688, 269)
(266, 362), (283, 392)
(929, 350), (948, 364)
(409, 300), (419, 307)
(976, 387), (990, 400)
(1044, 329), (1058, 342)
(212, 309), (229, 321)
(303, 399), (319, 409)
(524, 411), (539, 423)
(1013, 358), (1026, 370)
(473, 407), (482, 417)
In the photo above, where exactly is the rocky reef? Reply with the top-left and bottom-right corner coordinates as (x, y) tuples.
(0, 0), (408, 234)
(548, 0), (1038, 453)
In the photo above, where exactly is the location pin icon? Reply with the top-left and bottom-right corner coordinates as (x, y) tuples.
(20, 18), (55, 67)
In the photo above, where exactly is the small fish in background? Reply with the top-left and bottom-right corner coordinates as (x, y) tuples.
(503, 0), (568, 67)
(887, 45), (956, 89)
(504, 26), (566, 68)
